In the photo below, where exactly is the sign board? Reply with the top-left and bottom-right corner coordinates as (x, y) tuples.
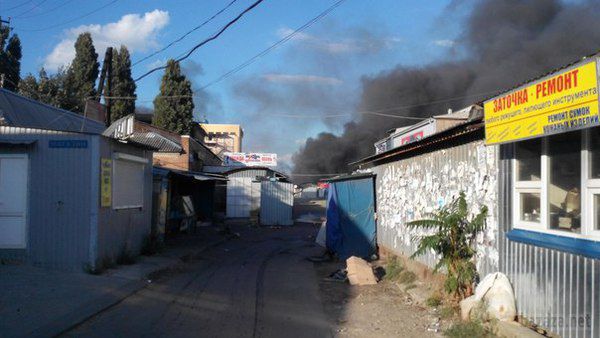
(223, 152), (277, 167)
(484, 60), (600, 145)
(49, 140), (88, 148)
(100, 158), (112, 207)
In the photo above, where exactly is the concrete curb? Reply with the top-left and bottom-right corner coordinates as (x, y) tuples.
(36, 236), (229, 338)
(495, 321), (546, 338)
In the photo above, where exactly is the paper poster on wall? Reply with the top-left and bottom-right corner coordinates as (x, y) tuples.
(100, 158), (112, 207)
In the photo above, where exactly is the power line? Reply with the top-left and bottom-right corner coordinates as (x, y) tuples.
(11, 0), (50, 19)
(197, 0), (348, 90)
(134, 0), (265, 82)
(13, 0), (75, 19)
(15, 0), (118, 32)
(132, 0), (239, 67)
(3, 0), (34, 12)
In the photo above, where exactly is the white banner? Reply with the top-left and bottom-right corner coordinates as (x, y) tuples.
(223, 152), (277, 167)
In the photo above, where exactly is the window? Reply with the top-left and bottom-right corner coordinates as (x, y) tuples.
(548, 132), (581, 232)
(113, 153), (147, 209)
(512, 129), (600, 238)
(514, 138), (542, 228)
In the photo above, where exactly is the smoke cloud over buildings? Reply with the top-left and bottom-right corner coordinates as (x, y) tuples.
(292, 0), (600, 182)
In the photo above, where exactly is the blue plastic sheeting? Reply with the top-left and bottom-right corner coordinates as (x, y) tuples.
(326, 186), (342, 253)
(326, 177), (376, 259)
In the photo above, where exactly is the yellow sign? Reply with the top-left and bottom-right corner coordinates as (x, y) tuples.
(484, 61), (600, 145)
(100, 158), (112, 207)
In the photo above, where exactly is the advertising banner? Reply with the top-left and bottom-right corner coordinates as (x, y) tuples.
(100, 158), (112, 207)
(224, 152), (277, 167)
(484, 60), (599, 145)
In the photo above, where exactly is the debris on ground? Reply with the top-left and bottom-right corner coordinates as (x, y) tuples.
(307, 251), (334, 263)
(346, 256), (378, 286)
(324, 269), (348, 282)
(460, 272), (516, 322)
(315, 221), (326, 247)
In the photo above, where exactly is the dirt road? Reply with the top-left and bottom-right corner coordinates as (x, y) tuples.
(63, 224), (331, 338)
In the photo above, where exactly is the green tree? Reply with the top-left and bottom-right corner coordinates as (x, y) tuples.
(18, 73), (38, 100)
(152, 60), (194, 134)
(407, 192), (488, 300)
(18, 68), (68, 109)
(0, 26), (22, 92)
(64, 32), (99, 113)
(110, 45), (136, 122)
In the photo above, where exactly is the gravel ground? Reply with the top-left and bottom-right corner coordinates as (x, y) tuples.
(314, 259), (451, 338)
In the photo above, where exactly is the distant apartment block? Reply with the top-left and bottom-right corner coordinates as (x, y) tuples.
(199, 123), (243, 157)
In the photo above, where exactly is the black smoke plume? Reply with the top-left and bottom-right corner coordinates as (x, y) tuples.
(292, 0), (600, 182)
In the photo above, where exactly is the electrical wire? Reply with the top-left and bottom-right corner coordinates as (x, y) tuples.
(134, 0), (265, 82)
(3, 0), (34, 12)
(15, 0), (118, 32)
(12, 0), (75, 19)
(11, 0), (50, 19)
(132, 0), (239, 67)
(197, 0), (347, 90)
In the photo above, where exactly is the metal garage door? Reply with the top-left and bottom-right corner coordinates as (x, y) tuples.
(0, 154), (28, 248)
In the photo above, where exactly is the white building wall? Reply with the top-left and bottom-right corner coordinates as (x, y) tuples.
(372, 140), (499, 274)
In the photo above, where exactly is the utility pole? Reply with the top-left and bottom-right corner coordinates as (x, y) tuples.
(97, 47), (113, 126)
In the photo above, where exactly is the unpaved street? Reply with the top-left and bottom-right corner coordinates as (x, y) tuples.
(63, 225), (331, 338)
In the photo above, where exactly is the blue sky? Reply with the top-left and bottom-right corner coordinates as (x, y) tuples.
(6, 0), (469, 171)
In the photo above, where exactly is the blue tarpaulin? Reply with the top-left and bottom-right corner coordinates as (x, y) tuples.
(326, 176), (376, 260)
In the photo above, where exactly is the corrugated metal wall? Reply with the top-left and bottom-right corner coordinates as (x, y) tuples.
(498, 144), (600, 337)
(0, 129), (94, 271)
(96, 138), (152, 264)
(260, 181), (293, 226)
(372, 140), (499, 275)
(226, 169), (269, 218)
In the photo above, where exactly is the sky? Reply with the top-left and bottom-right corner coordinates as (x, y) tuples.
(5, 0), (470, 172)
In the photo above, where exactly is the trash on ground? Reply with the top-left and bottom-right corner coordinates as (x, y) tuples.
(460, 272), (516, 322)
(315, 221), (327, 247)
(307, 251), (333, 263)
(324, 269), (348, 282)
(346, 256), (378, 286)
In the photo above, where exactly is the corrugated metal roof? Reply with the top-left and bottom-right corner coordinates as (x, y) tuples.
(128, 132), (182, 152)
(352, 119), (484, 166)
(104, 115), (183, 152)
(0, 88), (105, 134)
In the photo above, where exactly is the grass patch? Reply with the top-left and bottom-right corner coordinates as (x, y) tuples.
(440, 305), (457, 320)
(404, 283), (417, 291)
(397, 270), (417, 284)
(384, 257), (404, 280)
(426, 293), (443, 307)
(444, 321), (495, 338)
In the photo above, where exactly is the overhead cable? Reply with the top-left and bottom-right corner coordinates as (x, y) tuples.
(132, 0), (239, 67)
(197, 0), (348, 90)
(134, 0), (265, 82)
(15, 0), (119, 32)
(13, 0), (76, 19)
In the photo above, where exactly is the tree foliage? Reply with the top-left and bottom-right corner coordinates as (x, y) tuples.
(407, 192), (488, 300)
(152, 60), (194, 134)
(0, 26), (22, 92)
(109, 45), (136, 122)
(19, 68), (69, 108)
(64, 32), (99, 113)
